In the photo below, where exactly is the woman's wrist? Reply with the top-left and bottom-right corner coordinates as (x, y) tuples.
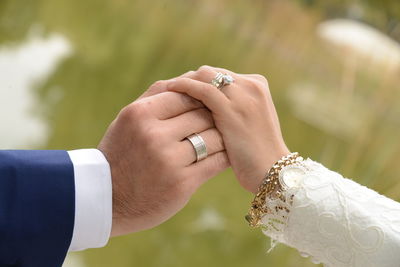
(249, 146), (291, 194)
(246, 152), (304, 228)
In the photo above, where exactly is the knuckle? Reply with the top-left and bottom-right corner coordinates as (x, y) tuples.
(132, 122), (165, 151)
(178, 77), (191, 85)
(119, 102), (148, 121)
(198, 65), (212, 71)
(142, 126), (163, 144)
(245, 79), (268, 97)
(197, 65), (213, 76)
(248, 78), (262, 88)
(183, 70), (195, 77)
(150, 80), (166, 90)
(173, 78), (191, 90)
(253, 74), (268, 84)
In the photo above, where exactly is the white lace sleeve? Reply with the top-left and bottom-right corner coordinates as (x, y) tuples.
(261, 159), (400, 267)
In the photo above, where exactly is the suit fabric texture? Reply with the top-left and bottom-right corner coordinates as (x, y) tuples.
(0, 150), (75, 267)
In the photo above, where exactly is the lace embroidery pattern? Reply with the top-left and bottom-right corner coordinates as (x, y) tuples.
(260, 159), (400, 267)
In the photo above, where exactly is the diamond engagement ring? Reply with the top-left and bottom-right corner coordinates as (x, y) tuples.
(211, 72), (235, 89)
(186, 133), (208, 162)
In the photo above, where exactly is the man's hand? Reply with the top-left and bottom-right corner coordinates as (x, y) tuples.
(98, 81), (229, 237)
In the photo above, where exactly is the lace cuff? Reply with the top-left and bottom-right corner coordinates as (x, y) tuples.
(260, 159), (400, 267)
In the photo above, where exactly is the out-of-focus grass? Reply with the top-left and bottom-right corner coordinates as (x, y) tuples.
(1, 0), (400, 266)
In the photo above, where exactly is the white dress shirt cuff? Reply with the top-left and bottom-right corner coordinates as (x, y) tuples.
(67, 149), (112, 251)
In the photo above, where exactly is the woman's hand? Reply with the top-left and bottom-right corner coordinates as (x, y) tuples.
(167, 66), (289, 194)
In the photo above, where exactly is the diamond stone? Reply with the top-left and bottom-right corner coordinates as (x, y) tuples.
(223, 75), (234, 84)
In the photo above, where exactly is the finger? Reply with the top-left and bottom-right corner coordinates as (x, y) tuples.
(138, 79), (172, 99)
(182, 65), (239, 84)
(178, 70), (195, 78)
(167, 78), (230, 115)
(179, 128), (225, 166)
(137, 91), (204, 120)
(181, 66), (241, 98)
(138, 72), (196, 99)
(186, 151), (230, 188)
(165, 108), (214, 140)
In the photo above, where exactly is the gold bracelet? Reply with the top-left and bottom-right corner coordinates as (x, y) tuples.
(245, 152), (304, 228)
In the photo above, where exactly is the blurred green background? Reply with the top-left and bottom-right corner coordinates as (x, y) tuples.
(1, 0), (400, 266)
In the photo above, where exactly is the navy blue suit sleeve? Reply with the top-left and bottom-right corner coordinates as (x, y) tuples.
(0, 150), (75, 267)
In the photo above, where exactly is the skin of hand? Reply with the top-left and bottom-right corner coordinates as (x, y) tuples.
(98, 80), (229, 237)
(167, 66), (290, 194)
